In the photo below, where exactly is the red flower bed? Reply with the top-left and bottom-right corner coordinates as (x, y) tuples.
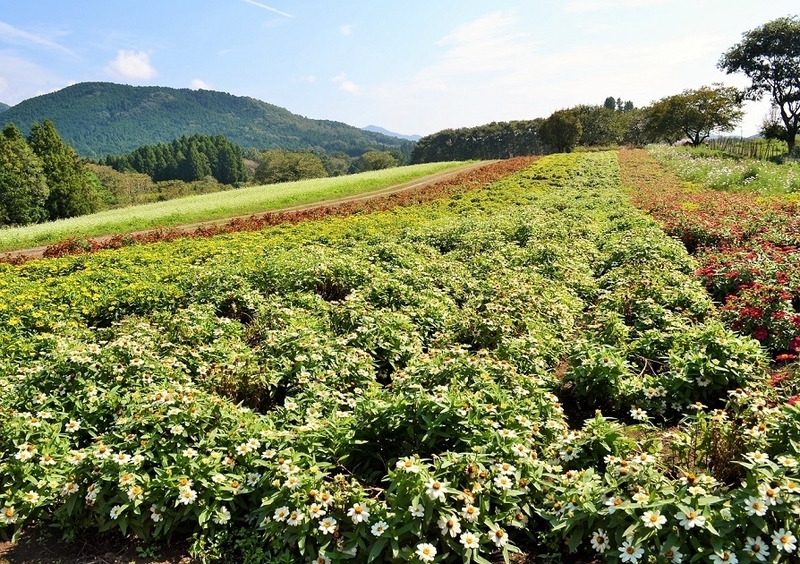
(4, 158), (537, 264)
(620, 149), (800, 362)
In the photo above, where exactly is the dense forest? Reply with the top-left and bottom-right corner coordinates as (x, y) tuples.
(0, 102), (9, 113)
(105, 134), (248, 185)
(0, 82), (413, 157)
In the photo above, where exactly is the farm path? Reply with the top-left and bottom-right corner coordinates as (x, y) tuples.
(2, 161), (494, 261)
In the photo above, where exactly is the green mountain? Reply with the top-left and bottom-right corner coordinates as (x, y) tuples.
(0, 102), (9, 113)
(1, 82), (411, 158)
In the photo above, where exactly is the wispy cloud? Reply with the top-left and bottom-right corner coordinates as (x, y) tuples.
(340, 24), (353, 36)
(413, 11), (534, 88)
(296, 75), (317, 83)
(105, 50), (157, 81)
(0, 52), (64, 104)
(332, 72), (361, 95)
(241, 0), (294, 18)
(564, 0), (669, 13)
(0, 20), (74, 56)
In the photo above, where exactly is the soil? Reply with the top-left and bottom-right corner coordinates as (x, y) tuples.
(0, 527), (192, 564)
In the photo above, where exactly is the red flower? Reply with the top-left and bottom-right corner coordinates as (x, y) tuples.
(790, 337), (800, 352)
(753, 327), (769, 341)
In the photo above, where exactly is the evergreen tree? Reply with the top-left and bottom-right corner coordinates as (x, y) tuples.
(28, 120), (98, 220)
(0, 124), (49, 225)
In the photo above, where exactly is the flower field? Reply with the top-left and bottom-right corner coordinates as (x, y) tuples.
(1, 151), (798, 563)
(623, 148), (800, 366)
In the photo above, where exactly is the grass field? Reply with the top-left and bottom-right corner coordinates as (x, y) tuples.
(0, 161), (467, 252)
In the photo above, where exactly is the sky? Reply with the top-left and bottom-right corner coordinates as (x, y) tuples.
(0, 0), (797, 137)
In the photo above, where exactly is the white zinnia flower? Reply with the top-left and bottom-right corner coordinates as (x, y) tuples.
(415, 543), (437, 563)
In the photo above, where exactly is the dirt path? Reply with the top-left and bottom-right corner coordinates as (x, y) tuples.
(1, 162), (494, 261)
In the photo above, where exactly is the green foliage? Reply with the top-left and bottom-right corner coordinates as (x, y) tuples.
(351, 150), (398, 172)
(646, 85), (744, 146)
(719, 16), (800, 153)
(253, 149), (327, 184)
(0, 124), (49, 225)
(28, 120), (100, 220)
(0, 152), (792, 564)
(1, 82), (412, 157)
(107, 134), (248, 185)
(540, 110), (582, 153)
(411, 120), (544, 163)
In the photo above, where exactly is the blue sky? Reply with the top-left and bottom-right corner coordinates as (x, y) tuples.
(0, 1), (797, 136)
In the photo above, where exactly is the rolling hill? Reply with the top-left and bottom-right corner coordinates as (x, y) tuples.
(0, 82), (412, 158)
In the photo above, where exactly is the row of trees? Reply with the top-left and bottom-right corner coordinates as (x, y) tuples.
(252, 149), (401, 184)
(410, 120), (544, 163)
(0, 121), (101, 226)
(105, 134), (248, 185)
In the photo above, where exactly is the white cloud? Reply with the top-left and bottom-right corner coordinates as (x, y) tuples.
(297, 75), (317, 83)
(191, 78), (211, 90)
(332, 72), (361, 95)
(105, 50), (157, 81)
(241, 0), (294, 18)
(0, 20), (74, 55)
(564, 0), (669, 13)
(340, 24), (353, 36)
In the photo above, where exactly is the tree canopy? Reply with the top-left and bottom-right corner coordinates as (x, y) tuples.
(410, 120), (544, 163)
(539, 110), (582, 153)
(646, 85), (744, 146)
(106, 134), (248, 185)
(253, 149), (328, 185)
(719, 16), (800, 153)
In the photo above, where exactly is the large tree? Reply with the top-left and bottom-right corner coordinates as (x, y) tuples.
(719, 16), (800, 154)
(0, 124), (49, 225)
(254, 149), (327, 185)
(646, 85), (744, 146)
(539, 110), (582, 153)
(28, 120), (99, 220)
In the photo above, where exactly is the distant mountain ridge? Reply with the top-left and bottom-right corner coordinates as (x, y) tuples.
(363, 125), (421, 141)
(0, 102), (9, 113)
(1, 82), (412, 158)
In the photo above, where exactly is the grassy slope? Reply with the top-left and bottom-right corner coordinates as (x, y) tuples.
(0, 162), (466, 252)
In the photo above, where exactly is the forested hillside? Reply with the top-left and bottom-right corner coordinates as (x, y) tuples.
(1, 82), (412, 157)
(0, 102), (9, 113)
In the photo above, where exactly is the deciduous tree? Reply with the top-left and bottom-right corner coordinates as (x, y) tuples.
(540, 110), (582, 153)
(719, 16), (800, 153)
(646, 85), (744, 146)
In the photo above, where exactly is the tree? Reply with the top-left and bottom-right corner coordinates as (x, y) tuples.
(572, 105), (624, 146)
(352, 151), (398, 173)
(646, 85), (744, 146)
(604, 97), (617, 111)
(539, 110), (582, 153)
(254, 149), (327, 184)
(28, 120), (98, 219)
(0, 124), (49, 225)
(719, 16), (800, 153)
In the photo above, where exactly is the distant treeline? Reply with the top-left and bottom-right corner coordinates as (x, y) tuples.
(105, 134), (248, 185)
(411, 120), (544, 163)
(411, 100), (648, 163)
